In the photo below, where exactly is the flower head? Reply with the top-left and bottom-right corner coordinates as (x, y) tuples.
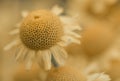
(46, 66), (86, 81)
(20, 10), (63, 50)
(4, 5), (81, 70)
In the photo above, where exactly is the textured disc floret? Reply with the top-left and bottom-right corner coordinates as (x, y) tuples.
(46, 66), (86, 81)
(20, 10), (63, 50)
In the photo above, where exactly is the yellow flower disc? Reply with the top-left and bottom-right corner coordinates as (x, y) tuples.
(20, 10), (63, 50)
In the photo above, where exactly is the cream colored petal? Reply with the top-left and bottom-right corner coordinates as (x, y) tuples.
(50, 46), (65, 66)
(61, 35), (80, 44)
(20, 48), (29, 62)
(84, 62), (100, 75)
(36, 51), (47, 70)
(60, 16), (81, 31)
(87, 73), (111, 81)
(12, 45), (22, 60)
(4, 39), (20, 51)
(9, 29), (19, 35)
(36, 51), (43, 66)
(36, 51), (52, 70)
(60, 16), (74, 24)
(70, 37), (80, 44)
(61, 36), (71, 44)
(14, 11), (28, 28)
(51, 5), (63, 15)
(15, 45), (24, 61)
(25, 50), (35, 70)
(14, 45), (29, 62)
(56, 45), (68, 59)
(57, 41), (68, 47)
(64, 30), (81, 38)
(71, 25), (82, 31)
(42, 50), (52, 70)
(64, 25), (81, 31)
(50, 46), (62, 65)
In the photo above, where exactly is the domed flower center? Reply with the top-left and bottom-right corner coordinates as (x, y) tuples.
(20, 10), (63, 50)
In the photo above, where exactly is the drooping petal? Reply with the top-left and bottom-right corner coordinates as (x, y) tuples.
(4, 39), (20, 51)
(51, 5), (63, 15)
(25, 50), (35, 70)
(17, 47), (29, 62)
(87, 73), (111, 81)
(9, 29), (19, 35)
(64, 30), (81, 38)
(12, 45), (22, 60)
(50, 46), (66, 66)
(61, 35), (80, 44)
(42, 50), (52, 70)
(36, 51), (43, 66)
(57, 41), (68, 47)
(15, 45), (24, 61)
(55, 45), (68, 59)
(63, 23), (81, 31)
(60, 16), (75, 24)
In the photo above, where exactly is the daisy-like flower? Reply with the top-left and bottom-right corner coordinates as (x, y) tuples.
(4, 5), (81, 70)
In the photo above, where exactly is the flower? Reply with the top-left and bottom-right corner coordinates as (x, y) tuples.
(4, 5), (81, 70)
(46, 66), (111, 81)
(46, 66), (86, 81)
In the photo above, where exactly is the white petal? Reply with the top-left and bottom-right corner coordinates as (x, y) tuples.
(51, 5), (63, 15)
(50, 46), (65, 66)
(57, 41), (68, 47)
(61, 35), (80, 44)
(36, 51), (42, 62)
(60, 16), (81, 31)
(12, 45), (22, 60)
(61, 36), (71, 45)
(70, 38), (80, 44)
(64, 30), (81, 38)
(87, 73), (111, 81)
(37, 51), (49, 70)
(72, 25), (82, 30)
(51, 47), (61, 65)
(36, 51), (44, 67)
(64, 25), (82, 31)
(36, 51), (52, 70)
(60, 16), (74, 24)
(56, 46), (68, 59)
(21, 48), (29, 61)
(4, 40), (19, 51)
(9, 29), (19, 35)
(84, 62), (99, 75)
(42, 50), (52, 70)
(25, 51), (35, 70)
(15, 46), (24, 61)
